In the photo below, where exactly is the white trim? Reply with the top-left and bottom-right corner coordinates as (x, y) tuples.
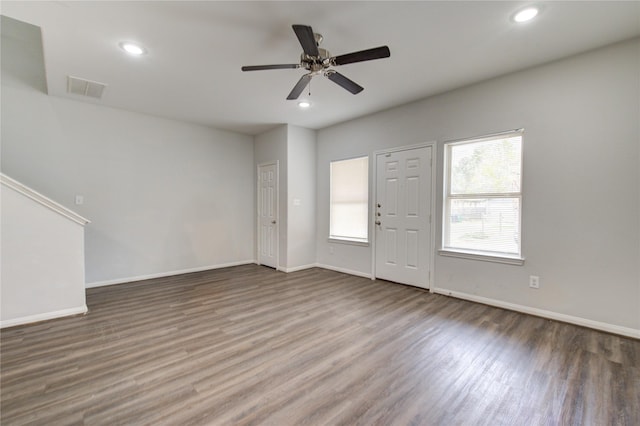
(0, 174), (90, 226)
(85, 260), (256, 288)
(438, 249), (525, 266)
(327, 237), (369, 247)
(432, 287), (640, 339)
(0, 305), (88, 329)
(371, 141), (437, 289)
(316, 263), (373, 279)
(443, 128), (524, 145)
(280, 263), (317, 273)
(428, 143), (437, 290)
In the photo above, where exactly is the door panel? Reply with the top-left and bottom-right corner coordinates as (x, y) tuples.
(406, 230), (418, 268)
(375, 146), (432, 288)
(385, 228), (398, 264)
(406, 177), (419, 216)
(385, 178), (398, 216)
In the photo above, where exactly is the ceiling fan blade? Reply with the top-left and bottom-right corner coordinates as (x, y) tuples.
(292, 24), (319, 57)
(331, 46), (391, 66)
(325, 71), (364, 95)
(241, 64), (300, 71)
(287, 74), (312, 100)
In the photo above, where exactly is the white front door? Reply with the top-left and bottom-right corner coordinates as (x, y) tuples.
(375, 146), (433, 288)
(258, 163), (278, 268)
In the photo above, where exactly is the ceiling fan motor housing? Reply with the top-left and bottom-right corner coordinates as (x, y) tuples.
(301, 47), (331, 73)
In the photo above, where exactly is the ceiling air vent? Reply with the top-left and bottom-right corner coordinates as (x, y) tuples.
(67, 76), (107, 99)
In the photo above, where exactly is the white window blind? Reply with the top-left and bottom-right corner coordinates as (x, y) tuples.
(443, 132), (523, 259)
(330, 156), (369, 242)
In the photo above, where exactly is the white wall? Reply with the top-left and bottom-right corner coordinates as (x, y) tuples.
(254, 124), (318, 271)
(316, 38), (640, 334)
(1, 183), (87, 326)
(286, 125), (317, 270)
(1, 84), (256, 285)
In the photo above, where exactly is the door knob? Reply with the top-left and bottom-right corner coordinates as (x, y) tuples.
(375, 220), (381, 225)
(271, 220), (276, 224)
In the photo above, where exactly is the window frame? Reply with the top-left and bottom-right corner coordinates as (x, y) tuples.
(440, 130), (525, 265)
(329, 155), (370, 245)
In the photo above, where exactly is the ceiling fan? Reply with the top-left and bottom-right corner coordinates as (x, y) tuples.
(241, 24), (391, 100)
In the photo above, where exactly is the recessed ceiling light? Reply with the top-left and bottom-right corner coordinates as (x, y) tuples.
(298, 101), (311, 109)
(514, 7), (539, 23)
(119, 42), (146, 56)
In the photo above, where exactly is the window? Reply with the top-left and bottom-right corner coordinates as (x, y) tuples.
(442, 131), (523, 263)
(330, 156), (369, 243)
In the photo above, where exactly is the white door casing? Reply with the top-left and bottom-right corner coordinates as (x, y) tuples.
(258, 163), (278, 268)
(374, 145), (433, 288)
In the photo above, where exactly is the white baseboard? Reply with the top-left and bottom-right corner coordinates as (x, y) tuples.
(314, 263), (372, 279)
(86, 260), (257, 288)
(432, 287), (640, 340)
(280, 263), (317, 273)
(0, 305), (88, 329)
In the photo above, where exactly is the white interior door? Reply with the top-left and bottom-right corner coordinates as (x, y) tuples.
(375, 146), (433, 288)
(258, 163), (278, 268)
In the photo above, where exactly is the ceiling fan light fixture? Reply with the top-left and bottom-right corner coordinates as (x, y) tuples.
(513, 7), (539, 23)
(119, 41), (147, 56)
(298, 101), (311, 109)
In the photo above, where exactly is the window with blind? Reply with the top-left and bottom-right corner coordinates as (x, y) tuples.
(442, 131), (523, 262)
(330, 156), (369, 243)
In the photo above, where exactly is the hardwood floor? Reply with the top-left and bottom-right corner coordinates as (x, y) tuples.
(1, 265), (639, 425)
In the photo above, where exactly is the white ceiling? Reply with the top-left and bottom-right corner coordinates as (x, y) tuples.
(2, 1), (639, 135)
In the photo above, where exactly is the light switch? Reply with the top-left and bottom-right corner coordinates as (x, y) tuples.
(75, 195), (84, 205)
(293, 198), (301, 206)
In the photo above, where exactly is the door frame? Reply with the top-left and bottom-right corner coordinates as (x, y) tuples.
(256, 161), (279, 270)
(371, 142), (437, 290)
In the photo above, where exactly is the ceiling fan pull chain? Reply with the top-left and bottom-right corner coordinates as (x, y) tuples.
(308, 79), (311, 96)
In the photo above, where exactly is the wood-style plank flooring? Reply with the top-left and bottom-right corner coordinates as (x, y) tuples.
(1, 265), (639, 425)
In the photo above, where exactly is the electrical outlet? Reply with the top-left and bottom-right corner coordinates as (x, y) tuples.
(329, 247), (334, 255)
(529, 275), (540, 289)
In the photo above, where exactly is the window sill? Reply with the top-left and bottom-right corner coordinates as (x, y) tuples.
(438, 249), (524, 266)
(328, 237), (369, 247)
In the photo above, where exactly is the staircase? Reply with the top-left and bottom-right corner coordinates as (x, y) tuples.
(1, 174), (90, 327)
